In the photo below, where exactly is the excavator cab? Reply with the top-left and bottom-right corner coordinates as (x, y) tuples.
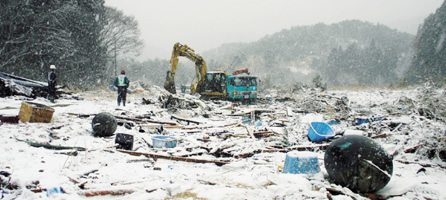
(201, 71), (227, 99)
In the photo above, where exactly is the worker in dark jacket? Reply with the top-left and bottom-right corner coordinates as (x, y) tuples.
(47, 64), (57, 103)
(113, 69), (130, 106)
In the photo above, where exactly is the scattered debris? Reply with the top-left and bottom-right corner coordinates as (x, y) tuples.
(0, 72), (48, 98)
(115, 133), (134, 150)
(1, 83), (446, 199)
(0, 72), (65, 98)
(0, 115), (19, 125)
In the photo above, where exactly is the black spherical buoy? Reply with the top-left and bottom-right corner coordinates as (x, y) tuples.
(324, 135), (393, 193)
(91, 112), (117, 137)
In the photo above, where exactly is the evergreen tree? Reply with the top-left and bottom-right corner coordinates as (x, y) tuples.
(0, 0), (107, 88)
(406, 1), (446, 85)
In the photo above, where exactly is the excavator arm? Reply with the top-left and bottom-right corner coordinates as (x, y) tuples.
(164, 42), (207, 94)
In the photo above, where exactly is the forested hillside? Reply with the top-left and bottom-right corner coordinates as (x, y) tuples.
(406, 1), (446, 85)
(203, 20), (414, 86)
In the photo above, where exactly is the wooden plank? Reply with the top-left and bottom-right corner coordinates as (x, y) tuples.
(114, 115), (177, 125)
(16, 138), (86, 151)
(116, 149), (229, 166)
(171, 115), (200, 125)
(81, 189), (134, 197)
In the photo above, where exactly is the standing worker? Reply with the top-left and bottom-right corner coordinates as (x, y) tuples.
(113, 69), (130, 106)
(47, 64), (57, 103)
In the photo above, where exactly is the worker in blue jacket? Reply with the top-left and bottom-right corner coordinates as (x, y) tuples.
(113, 69), (130, 106)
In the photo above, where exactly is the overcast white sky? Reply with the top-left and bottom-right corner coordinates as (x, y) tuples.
(105, 0), (444, 60)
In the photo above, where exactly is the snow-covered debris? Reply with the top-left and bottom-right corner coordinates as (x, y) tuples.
(0, 85), (445, 199)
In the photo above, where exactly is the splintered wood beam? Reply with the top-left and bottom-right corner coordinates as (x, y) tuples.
(253, 131), (279, 138)
(114, 115), (178, 125)
(395, 159), (446, 169)
(287, 144), (329, 151)
(371, 133), (387, 139)
(16, 138), (86, 151)
(116, 149), (229, 166)
(170, 115), (200, 125)
(81, 189), (134, 197)
(404, 144), (424, 153)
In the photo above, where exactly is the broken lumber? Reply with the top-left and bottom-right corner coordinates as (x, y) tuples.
(326, 187), (358, 199)
(371, 133), (387, 139)
(227, 109), (274, 116)
(116, 149), (229, 166)
(171, 115), (200, 125)
(80, 189), (134, 197)
(287, 144), (329, 151)
(225, 144), (331, 158)
(146, 188), (158, 193)
(261, 144), (329, 153)
(66, 113), (94, 118)
(224, 119), (251, 127)
(30, 188), (47, 193)
(253, 131), (279, 138)
(236, 123), (254, 138)
(391, 144), (426, 157)
(139, 124), (184, 129)
(404, 144), (424, 153)
(395, 160), (446, 169)
(16, 138), (86, 151)
(114, 115), (177, 125)
(0, 72), (50, 98)
(68, 177), (81, 184)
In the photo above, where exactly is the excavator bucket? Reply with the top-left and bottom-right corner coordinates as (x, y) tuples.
(164, 71), (176, 94)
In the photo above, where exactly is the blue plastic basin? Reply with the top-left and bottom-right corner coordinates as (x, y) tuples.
(308, 122), (335, 142)
(152, 136), (177, 148)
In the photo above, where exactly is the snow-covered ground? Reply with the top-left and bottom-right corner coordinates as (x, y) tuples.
(1, 85), (445, 199)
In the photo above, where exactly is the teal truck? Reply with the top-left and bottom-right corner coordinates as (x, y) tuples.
(202, 69), (258, 101)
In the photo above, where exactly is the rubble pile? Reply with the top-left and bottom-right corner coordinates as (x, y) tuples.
(0, 84), (445, 199)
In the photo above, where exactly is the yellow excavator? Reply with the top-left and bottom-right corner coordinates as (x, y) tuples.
(164, 42), (208, 95)
(164, 42), (258, 101)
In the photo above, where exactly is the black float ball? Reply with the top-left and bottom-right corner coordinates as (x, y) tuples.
(324, 135), (393, 193)
(91, 112), (117, 137)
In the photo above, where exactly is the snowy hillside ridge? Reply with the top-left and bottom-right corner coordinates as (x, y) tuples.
(1, 85), (445, 199)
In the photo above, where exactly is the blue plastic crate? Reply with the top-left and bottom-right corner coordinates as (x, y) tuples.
(283, 151), (320, 174)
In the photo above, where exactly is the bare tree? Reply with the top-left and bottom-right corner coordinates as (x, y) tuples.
(100, 7), (144, 76)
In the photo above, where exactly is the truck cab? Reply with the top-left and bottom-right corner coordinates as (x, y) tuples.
(226, 75), (258, 100)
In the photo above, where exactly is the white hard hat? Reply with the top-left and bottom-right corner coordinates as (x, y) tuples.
(50, 65), (56, 69)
